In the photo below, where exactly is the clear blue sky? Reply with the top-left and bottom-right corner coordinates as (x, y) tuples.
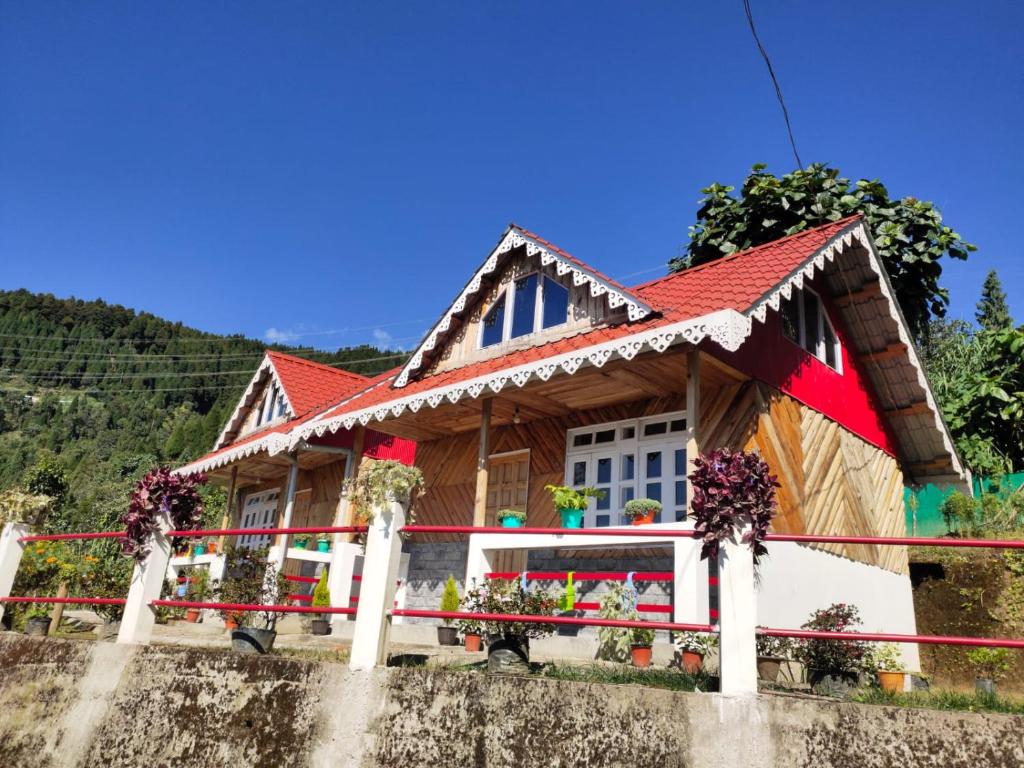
(2, 2), (1021, 352)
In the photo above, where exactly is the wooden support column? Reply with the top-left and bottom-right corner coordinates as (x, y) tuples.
(473, 399), (493, 527)
(217, 465), (238, 552)
(272, 454), (300, 566)
(338, 427), (366, 540)
(685, 349), (701, 518)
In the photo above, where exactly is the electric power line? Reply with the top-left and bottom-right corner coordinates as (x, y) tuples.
(742, 0), (803, 169)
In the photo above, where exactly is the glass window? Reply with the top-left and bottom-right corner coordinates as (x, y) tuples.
(621, 454), (635, 481)
(511, 274), (538, 339)
(596, 493), (610, 511)
(824, 316), (838, 369)
(542, 276), (569, 329)
(481, 293), (506, 348)
(675, 480), (687, 506)
(646, 451), (662, 478)
(621, 486), (635, 506)
(643, 421), (668, 437)
(573, 461), (587, 485)
(573, 433), (593, 447)
(670, 419), (686, 432)
(803, 292), (821, 354)
(646, 483), (662, 502)
(621, 426), (635, 440)
(595, 429), (615, 444)
(674, 449), (686, 476)
(781, 295), (800, 342)
(597, 457), (612, 484)
(596, 514), (610, 527)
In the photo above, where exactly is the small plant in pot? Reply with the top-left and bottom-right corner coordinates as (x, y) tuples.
(871, 642), (907, 694)
(544, 484), (605, 529)
(480, 578), (557, 673)
(293, 534), (311, 551)
(459, 581), (486, 652)
(596, 583), (647, 664)
(795, 603), (871, 696)
(310, 569), (332, 636)
(755, 633), (793, 683)
(184, 568), (211, 623)
(675, 631), (716, 674)
(624, 498), (661, 526)
(217, 545), (289, 654)
(496, 508), (527, 529)
(437, 575), (461, 645)
(316, 533), (331, 553)
(24, 604), (52, 637)
(630, 626), (656, 668)
(967, 647), (1012, 696)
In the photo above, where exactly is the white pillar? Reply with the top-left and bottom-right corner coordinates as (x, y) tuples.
(463, 534), (494, 592)
(275, 456), (300, 561)
(673, 537), (710, 625)
(328, 542), (362, 631)
(349, 497), (406, 671)
(117, 512), (173, 645)
(393, 552), (411, 625)
(717, 531), (758, 696)
(0, 523), (30, 625)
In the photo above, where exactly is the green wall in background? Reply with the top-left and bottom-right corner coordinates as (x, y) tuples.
(904, 472), (1024, 536)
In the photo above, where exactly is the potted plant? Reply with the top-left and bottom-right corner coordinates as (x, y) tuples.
(316, 533), (331, 553)
(479, 578), (557, 673)
(496, 509), (527, 528)
(437, 575), (461, 645)
(596, 583), (643, 663)
(24, 604), (52, 637)
(459, 580), (485, 652)
(310, 569), (331, 636)
(293, 535), (311, 551)
(192, 541), (207, 557)
(217, 545), (289, 654)
(184, 568), (210, 623)
(756, 633), (792, 683)
(675, 631), (715, 674)
(795, 603), (871, 696)
(630, 626), (656, 668)
(207, 541), (217, 554)
(870, 643), (907, 694)
(624, 498), (662, 526)
(544, 484), (605, 529)
(967, 647), (1012, 696)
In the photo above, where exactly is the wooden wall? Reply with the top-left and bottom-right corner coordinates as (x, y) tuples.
(413, 373), (908, 574)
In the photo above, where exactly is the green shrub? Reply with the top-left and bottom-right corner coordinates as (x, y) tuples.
(312, 569), (331, 610)
(966, 647), (1013, 681)
(440, 575), (460, 626)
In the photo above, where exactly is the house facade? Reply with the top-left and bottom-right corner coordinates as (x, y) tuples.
(180, 215), (964, 667)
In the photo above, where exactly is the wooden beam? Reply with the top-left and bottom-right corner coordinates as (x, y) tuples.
(886, 401), (932, 419)
(834, 281), (882, 307)
(473, 398), (493, 527)
(861, 343), (908, 364)
(495, 389), (571, 417)
(685, 350), (701, 518)
(217, 465), (238, 552)
(908, 457), (954, 474)
(602, 367), (675, 399)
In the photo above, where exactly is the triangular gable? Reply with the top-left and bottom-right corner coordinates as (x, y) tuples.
(214, 353), (296, 450)
(394, 224), (655, 387)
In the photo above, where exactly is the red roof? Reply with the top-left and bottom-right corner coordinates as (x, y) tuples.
(266, 350), (370, 417)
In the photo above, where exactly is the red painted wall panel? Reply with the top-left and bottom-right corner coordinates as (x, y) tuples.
(305, 426), (417, 465)
(706, 288), (899, 456)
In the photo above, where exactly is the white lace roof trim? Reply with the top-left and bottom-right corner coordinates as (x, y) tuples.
(394, 227), (655, 388)
(212, 354), (296, 451)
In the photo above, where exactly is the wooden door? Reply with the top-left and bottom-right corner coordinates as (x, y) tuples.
(485, 451), (529, 572)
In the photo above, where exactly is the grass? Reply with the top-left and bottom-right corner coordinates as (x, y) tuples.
(852, 687), (1024, 716)
(539, 663), (717, 692)
(272, 646), (350, 664)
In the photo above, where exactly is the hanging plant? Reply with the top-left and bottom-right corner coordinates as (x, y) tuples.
(688, 448), (779, 565)
(121, 467), (207, 562)
(345, 459), (424, 524)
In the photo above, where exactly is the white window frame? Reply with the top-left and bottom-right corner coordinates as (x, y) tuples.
(782, 287), (843, 373)
(564, 412), (691, 528)
(478, 271), (569, 349)
(238, 489), (280, 549)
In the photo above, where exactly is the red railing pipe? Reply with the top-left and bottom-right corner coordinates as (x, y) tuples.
(167, 525), (368, 538)
(0, 596), (127, 606)
(486, 570), (675, 582)
(758, 627), (1024, 649)
(18, 531), (124, 543)
(391, 608), (712, 634)
(763, 533), (1024, 549)
(151, 599), (356, 615)
(401, 525), (700, 539)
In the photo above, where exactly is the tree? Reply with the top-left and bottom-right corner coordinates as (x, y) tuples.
(23, 453), (69, 509)
(670, 164), (976, 340)
(976, 270), (1013, 331)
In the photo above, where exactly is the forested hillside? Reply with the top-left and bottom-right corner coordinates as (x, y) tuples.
(0, 288), (406, 533)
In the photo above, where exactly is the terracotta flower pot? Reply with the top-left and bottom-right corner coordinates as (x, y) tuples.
(878, 670), (905, 694)
(185, 609), (201, 624)
(757, 656), (783, 682)
(223, 613), (242, 631)
(630, 511), (655, 526)
(464, 633), (482, 652)
(630, 645), (653, 668)
(681, 650), (704, 674)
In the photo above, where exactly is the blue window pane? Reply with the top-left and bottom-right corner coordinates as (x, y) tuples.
(573, 461), (587, 486)
(511, 274), (538, 338)
(675, 480), (687, 506)
(646, 451), (662, 479)
(675, 449), (686, 476)
(596, 514), (610, 527)
(542, 276), (569, 329)
(481, 293), (506, 347)
(676, 508), (687, 522)
(646, 483), (662, 502)
(597, 458), (611, 484)
(596, 492), (610, 510)
(620, 486), (635, 506)
(621, 454), (635, 481)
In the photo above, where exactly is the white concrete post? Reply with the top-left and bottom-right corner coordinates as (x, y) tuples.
(717, 529), (758, 696)
(328, 542), (363, 631)
(463, 534), (494, 591)
(0, 523), (30, 625)
(392, 552), (411, 625)
(673, 537), (710, 625)
(272, 455), (300, 569)
(349, 497), (406, 671)
(117, 512), (173, 645)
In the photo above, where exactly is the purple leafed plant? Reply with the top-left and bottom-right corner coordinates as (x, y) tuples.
(121, 467), (206, 562)
(688, 448), (779, 565)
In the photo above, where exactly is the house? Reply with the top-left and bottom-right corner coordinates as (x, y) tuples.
(180, 215), (963, 665)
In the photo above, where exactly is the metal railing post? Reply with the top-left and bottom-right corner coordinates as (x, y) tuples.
(349, 496), (406, 671)
(0, 523), (30, 626)
(117, 513), (173, 645)
(717, 527), (758, 696)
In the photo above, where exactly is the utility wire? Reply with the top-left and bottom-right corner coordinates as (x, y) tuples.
(742, 0), (802, 169)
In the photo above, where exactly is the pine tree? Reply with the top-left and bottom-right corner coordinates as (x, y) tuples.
(976, 270), (1013, 331)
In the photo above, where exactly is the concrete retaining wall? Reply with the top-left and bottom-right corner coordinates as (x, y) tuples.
(0, 634), (1021, 768)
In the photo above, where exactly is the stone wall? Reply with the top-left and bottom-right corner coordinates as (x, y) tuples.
(1, 635), (1021, 768)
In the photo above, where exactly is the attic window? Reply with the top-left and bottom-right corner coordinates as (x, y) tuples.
(781, 289), (842, 372)
(480, 274), (569, 348)
(254, 383), (288, 427)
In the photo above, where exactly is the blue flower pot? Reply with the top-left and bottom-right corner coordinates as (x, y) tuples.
(500, 517), (524, 528)
(193, 545), (206, 557)
(559, 508), (584, 529)
(317, 540), (330, 553)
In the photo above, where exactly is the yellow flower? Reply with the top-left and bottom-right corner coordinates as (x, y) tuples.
(46, 556), (57, 564)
